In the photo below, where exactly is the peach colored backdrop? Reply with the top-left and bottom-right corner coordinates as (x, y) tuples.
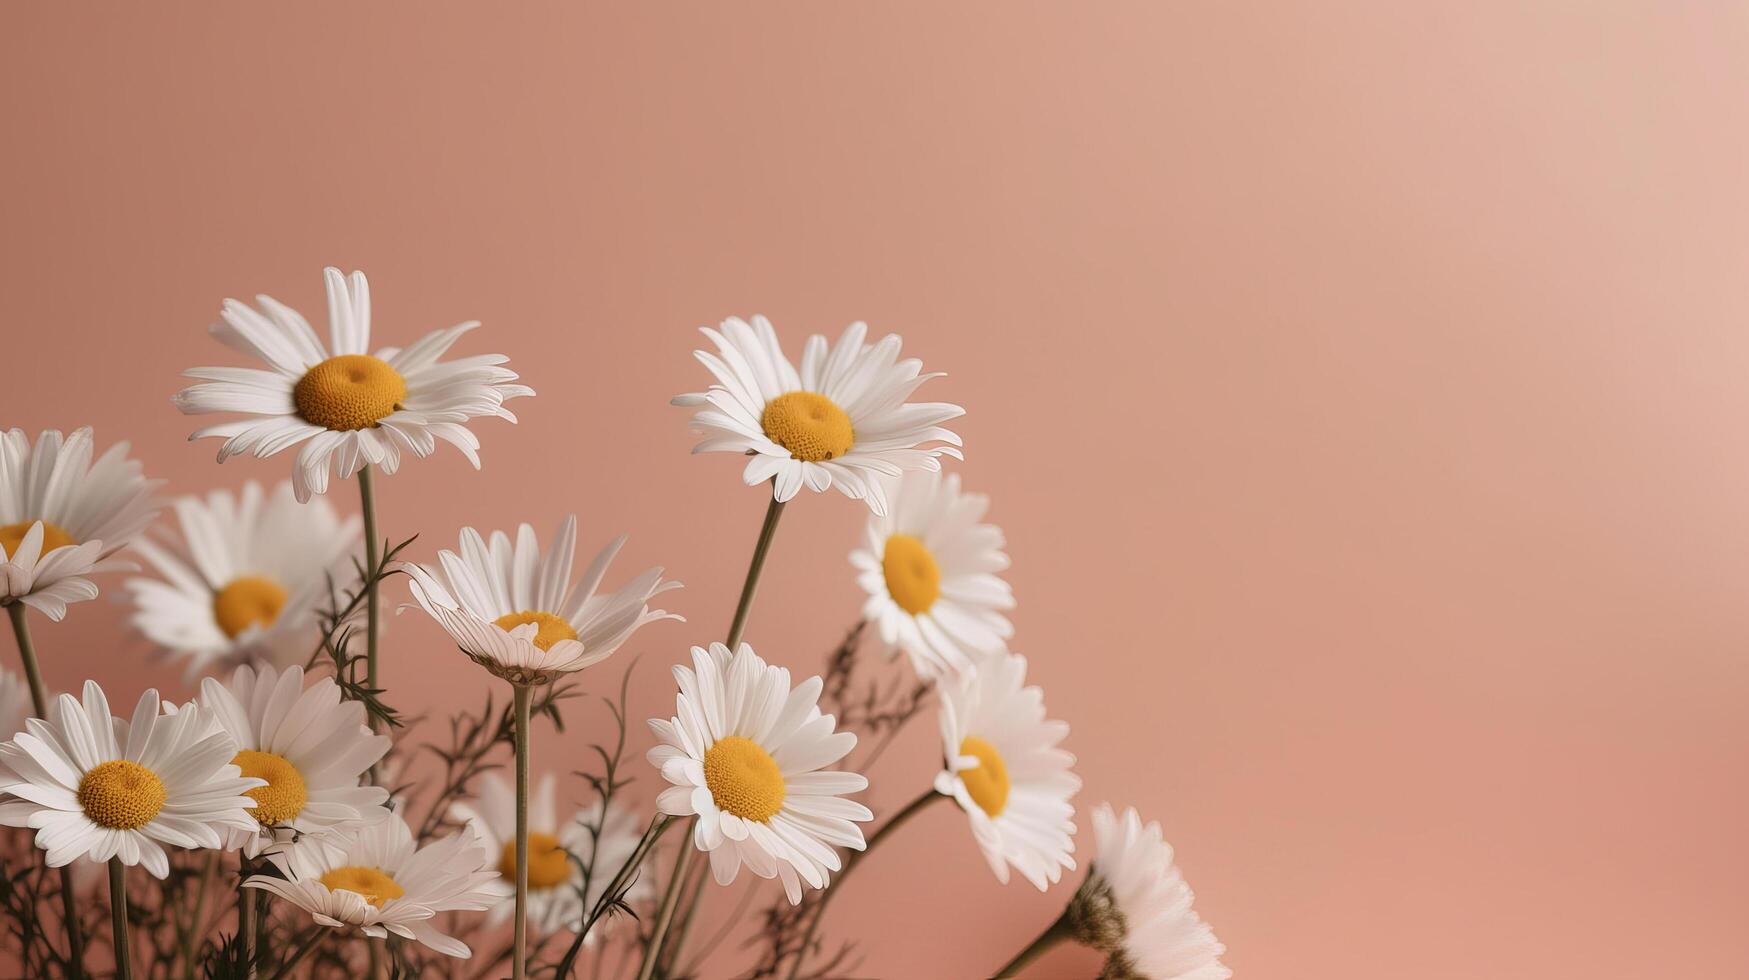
(4, 3), (1747, 977)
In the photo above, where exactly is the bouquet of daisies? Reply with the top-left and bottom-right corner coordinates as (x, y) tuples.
(0, 268), (1228, 979)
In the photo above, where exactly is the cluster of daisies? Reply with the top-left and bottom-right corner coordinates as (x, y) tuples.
(0, 270), (1226, 979)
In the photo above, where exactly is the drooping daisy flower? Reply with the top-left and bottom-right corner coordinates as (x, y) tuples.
(246, 812), (500, 957)
(125, 480), (361, 676)
(0, 427), (158, 620)
(851, 470), (1015, 679)
(648, 642), (873, 904)
(173, 267), (534, 502)
(396, 516), (681, 686)
(672, 316), (964, 515)
(1069, 803), (1229, 980)
(198, 663), (390, 857)
(934, 651), (1079, 890)
(0, 681), (261, 878)
(450, 772), (653, 938)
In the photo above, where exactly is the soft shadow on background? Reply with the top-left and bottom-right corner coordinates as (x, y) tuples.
(4, 4), (1747, 977)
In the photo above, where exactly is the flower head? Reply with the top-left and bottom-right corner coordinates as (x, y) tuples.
(673, 316), (963, 515)
(397, 517), (681, 686)
(648, 642), (873, 904)
(125, 480), (360, 676)
(198, 663), (390, 857)
(174, 268), (533, 502)
(852, 470), (1014, 679)
(1074, 804), (1229, 980)
(0, 681), (261, 878)
(934, 651), (1079, 889)
(246, 813), (499, 957)
(451, 772), (652, 939)
(0, 427), (158, 620)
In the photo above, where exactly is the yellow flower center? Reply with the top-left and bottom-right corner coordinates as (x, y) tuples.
(958, 736), (1010, 818)
(318, 866), (405, 908)
(232, 749), (307, 825)
(493, 610), (579, 651)
(0, 520), (78, 557)
(77, 760), (167, 830)
(293, 354), (407, 431)
(881, 534), (942, 615)
(497, 832), (572, 890)
(703, 735), (786, 823)
(212, 575), (289, 639)
(760, 391), (854, 462)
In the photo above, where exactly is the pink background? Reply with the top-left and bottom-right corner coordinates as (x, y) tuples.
(4, 3), (1748, 977)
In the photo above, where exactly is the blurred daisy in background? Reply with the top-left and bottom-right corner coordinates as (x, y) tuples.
(0, 427), (158, 620)
(935, 651), (1079, 890)
(852, 469), (1014, 679)
(198, 663), (390, 857)
(397, 516), (681, 686)
(173, 267), (533, 501)
(0, 681), (260, 878)
(450, 772), (652, 938)
(247, 812), (499, 957)
(649, 642), (872, 904)
(673, 316), (963, 515)
(1074, 803), (1230, 980)
(125, 480), (360, 676)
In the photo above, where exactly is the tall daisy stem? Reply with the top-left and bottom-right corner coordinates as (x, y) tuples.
(511, 683), (533, 980)
(264, 929), (326, 980)
(636, 833), (696, 980)
(107, 859), (132, 980)
(991, 911), (1073, 978)
(725, 496), (786, 649)
(239, 874), (257, 980)
(357, 466), (382, 727)
(652, 496), (786, 976)
(785, 789), (943, 980)
(6, 603), (86, 975)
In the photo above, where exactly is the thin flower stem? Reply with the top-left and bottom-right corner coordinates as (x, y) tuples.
(108, 858), (132, 980)
(358, 466), (382, 731)
(6, 602), (87, 976)
(635, 831), (696, 980)
(653, 495), (786, 976)
(263, 928), (327, 980)
(240, 858), (259, 980)
(512, 683), (533, 980)
(725, 495), (786, 649)
(991, 912), (1073, 978)
(785, 789), (943, 980)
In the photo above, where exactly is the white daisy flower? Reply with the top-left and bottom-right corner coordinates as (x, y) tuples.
(246, 812), (499, 957)
(851, 470), (1015, 679)
(0, 668), (29, 738)
(934, 651), (1079, 890)
(0, 427), (158, 621)
(672, 316), (964, 515)
(198, 663), (390, 857)
(173, 267), (534, 502)
(124, 480), (361, 677)
(450, 771), (652, 938)
(648, 642), (874, 905)
(0, 681), (261, 878)
(1076, 803), (1230, 980)
(396, 516), (681, 686)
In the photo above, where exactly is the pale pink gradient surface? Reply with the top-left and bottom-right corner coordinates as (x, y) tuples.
(4, 4), (1748, 978)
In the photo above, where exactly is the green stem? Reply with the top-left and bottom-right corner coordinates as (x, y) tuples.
(652, 496), (786, 976)
(785, 790), (942, 980)
(107, 859), (131, 980)
(991, 911), (1073, 978)
(263, 929), (327, 980)
(7, 602), (87, 976)
(239, 862), (258, 980)
(635, 830), (696, 980)
(512, 683), (532, 980)
(357, 466), (382, 730)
